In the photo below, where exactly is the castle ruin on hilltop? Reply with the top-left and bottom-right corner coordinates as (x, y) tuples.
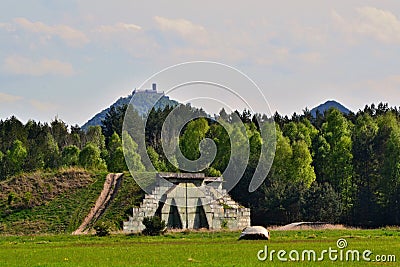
(133, 83), (164, 95)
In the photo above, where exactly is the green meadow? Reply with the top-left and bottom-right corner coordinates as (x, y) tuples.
(0, 229), (398, 266)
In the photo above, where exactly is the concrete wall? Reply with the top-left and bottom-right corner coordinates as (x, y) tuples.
(123, 173), (250, 233)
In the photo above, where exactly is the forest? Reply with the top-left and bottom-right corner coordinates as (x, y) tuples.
(0, 102), (399, 227)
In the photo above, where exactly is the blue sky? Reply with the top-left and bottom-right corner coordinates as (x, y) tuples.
(1, 1), (400, 126)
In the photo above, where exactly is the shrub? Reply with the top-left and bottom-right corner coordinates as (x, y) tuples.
(221, 219), (228, 229)
(142, 216), (166, 236)
(93, 221), (111, 237)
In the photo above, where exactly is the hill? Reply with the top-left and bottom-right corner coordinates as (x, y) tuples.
(81, 87), (178, 131)
(0, 169), (143, 235)
(310, 100), (351, 117)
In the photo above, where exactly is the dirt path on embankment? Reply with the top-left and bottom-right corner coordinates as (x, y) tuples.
(72, 173), (123, 235)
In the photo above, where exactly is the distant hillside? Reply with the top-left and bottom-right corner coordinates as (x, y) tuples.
(81, 88), (178, 131)
(310, 100), (351, 117)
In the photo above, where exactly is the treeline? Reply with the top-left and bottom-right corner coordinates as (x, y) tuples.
(249, 103), (400, 227)
(1, 102), (400, 227)
(0, 115), (144, 178)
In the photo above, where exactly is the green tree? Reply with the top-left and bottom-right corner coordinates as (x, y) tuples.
(145, 106), (174, 153)
(207, 122), (231, 173)
(123, 105), (148, 169)
(301, 182), (342, 222)
(180, 118), (210, 161)
(79, 143), (107, 170)
(229, 122), (262, 205)
(218, 108), (229, 121)
(102, 104), (127, 139)
(313, 135), (330, 183)
(222, 120), (250, 193)
(6, 140), (27, 176)
(147, 146), (167, 172)
(0, 116), (27, 152)
(107, 132), (127, 172)
(282, 121), (316, 187)
(61, 145), (80, 166)
(24, 121), (45, 172)
(84, 126), (106, 150)
(282, 122), (298, 143)
(0, 151), (4, 180)
(178, 118), (215, 172)
(109, 147), (127, 172)
(351, 114), (379, 225)
(271, 127), (293, 182)
(43, 132), (60, 169)
(108, 132), (122, 153)
(122, 131), (145, 172)
(253, 123), (315, 225)
(376, 112), (400, 224)
(297, 119), (318, 148)
(257, 176), (306, 225)
(248, 123), (262, 169)
(318, 108), (354, 215)
(50, 118), (69, 148)
(289, 140), (316, 187)
(70, 125), (82, 148)
(251, 127), (290, 224)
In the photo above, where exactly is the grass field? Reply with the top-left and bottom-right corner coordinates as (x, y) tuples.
(0, 229), (398, 266)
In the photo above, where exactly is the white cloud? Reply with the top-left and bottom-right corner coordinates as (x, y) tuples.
(29, 99), (57, 112)
(343, 74), (400, 110)
(298, 52), (322, 64)
(0, 93), (55, 113)
(3, 55), (75, 76)
(13, 17), (89, 47)
(95, 22), (141, 33)
(154, 16), (205, 35)
(364, 74), (400, 95)
(154, 16), (209, 45)
(91, 21), (158, 59)
(255, 47), (290, 66)
(0, 22), (15, 32)
(290, 24), (327, 46)
(0, 92), (22, 103)
(332, 6), (400, 44)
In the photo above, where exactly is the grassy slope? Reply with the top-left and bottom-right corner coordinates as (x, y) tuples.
(0, 170), (144, 235)
(98, 172), (144, 229)
(0, 169), (107, 234)
(0, 229), (398, 266)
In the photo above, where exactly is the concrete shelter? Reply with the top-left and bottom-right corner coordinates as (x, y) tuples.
(123, 173), (250, 232)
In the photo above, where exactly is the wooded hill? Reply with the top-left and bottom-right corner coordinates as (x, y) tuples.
(81, 90), (178, 131)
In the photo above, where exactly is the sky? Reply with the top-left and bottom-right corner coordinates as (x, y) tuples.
(1, 1), (400, 126)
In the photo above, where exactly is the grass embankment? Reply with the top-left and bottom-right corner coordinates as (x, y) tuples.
(95, 171), (144, 229)
(0, 169), (143, 234)
(0, 229), (398, 266)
